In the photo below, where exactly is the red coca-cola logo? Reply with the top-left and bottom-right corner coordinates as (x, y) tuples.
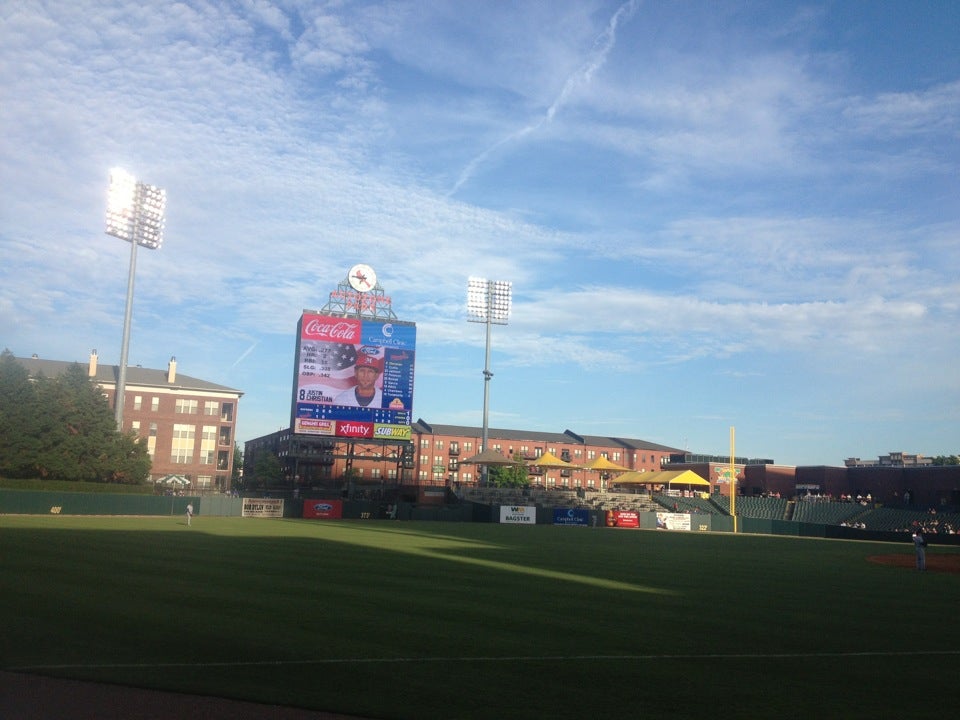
(302, 317), (360, 341)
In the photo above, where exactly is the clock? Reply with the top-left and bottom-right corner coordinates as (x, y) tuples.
(348, 264), (377, 292)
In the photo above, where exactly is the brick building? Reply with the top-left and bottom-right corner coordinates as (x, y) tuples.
(243, 420), (681, 494)
(15, 352), (242, 492)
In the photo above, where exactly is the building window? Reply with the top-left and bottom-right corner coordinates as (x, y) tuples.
(220, 402), (234, 422)
(131, 420), (140, 435)
(434, 440), (444, 450)
(133, 396), (142, 410)
(175, 399), (198, 414)
(200, 425), (216, 465)
(219, 427), (231, 446)
(204, 401), (219, 416)
(147, 423), (157, 456)
(196, 475), (213, 489)
(151, 397), (159, 412)
(171, 424), (195, 464)
(217, 450), (230, 471)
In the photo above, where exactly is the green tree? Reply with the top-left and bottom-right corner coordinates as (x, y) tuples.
(487, 454), (529, 488)
(0, 351), (150, 483)
(231, 443), (244, 489)
(253, 451), (285, 485)
(0, 350), (40, 477)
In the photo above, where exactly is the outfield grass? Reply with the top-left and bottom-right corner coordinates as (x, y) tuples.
(1, 516), (958, 719)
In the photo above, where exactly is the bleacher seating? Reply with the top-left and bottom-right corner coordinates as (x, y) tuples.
(791, 499), (866, 525)
(853, 507), (960, 533)
(733, 495), (789, 520)
(653, 494), (727, 515)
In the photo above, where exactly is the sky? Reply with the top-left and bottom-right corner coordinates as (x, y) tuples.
(1, 1), (958, 467)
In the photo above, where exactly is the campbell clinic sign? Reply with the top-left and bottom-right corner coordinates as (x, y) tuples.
(291, 312), (416, 438)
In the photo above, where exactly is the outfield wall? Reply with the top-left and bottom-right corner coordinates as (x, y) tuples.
(3, 491), (958, 545)
(0, 489), (200, 516)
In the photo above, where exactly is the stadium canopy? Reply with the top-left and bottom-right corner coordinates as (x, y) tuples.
(157, 474), (190, 486)
(612, 470), (710, 488)
(459, 448), (521, 466)
(581, 456), (631, 472)
(525, 451), (574, 468)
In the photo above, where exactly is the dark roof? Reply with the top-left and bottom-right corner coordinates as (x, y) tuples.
(14, 356), (243, 396)
(412, 419), (681, 452)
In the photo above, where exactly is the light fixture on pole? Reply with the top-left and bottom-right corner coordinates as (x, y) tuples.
(105, 168), (166, 431)
(467, 277), (512, 485)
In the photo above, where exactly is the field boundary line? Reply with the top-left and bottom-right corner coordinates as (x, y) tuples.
(12, 648), (960, 671)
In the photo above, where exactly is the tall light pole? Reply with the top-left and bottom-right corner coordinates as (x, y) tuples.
(467, 278), (512, 484)
(105, 168), (166, 431)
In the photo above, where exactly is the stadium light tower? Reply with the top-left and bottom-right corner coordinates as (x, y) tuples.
(105, 168), (166, 431)
(467, 278), (512, 484)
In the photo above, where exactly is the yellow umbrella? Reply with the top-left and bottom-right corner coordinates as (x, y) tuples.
(581, 456), (631, 472)
(613, 470), (709, 487)
(525, 451), (574, 467)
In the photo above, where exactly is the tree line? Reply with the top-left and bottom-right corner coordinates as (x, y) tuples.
(0, 350), (150, 483)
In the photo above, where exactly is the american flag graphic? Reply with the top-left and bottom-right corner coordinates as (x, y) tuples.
(299, 342), (359, 397)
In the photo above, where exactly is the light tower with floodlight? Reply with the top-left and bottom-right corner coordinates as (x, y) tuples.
(467, 277), (512, 483)
(105, 168), (166, 430)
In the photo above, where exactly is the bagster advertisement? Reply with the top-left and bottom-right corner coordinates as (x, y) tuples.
(292, 313), (416, 438)
(303, 499), (343, 519)
(500, 505), (536, 524)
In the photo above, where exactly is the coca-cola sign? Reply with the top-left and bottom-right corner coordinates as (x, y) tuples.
(301, 316), (361, 342)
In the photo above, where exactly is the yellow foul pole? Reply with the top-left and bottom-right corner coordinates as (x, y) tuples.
(730, 426), (737, 533)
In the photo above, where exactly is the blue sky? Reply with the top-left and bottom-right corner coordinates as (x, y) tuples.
(1, 1), (958, 466)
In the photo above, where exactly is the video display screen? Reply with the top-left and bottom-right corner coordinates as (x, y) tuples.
(292, 313), (416, 439)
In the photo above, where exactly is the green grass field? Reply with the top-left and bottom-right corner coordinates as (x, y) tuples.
(1, 516), (958, 719)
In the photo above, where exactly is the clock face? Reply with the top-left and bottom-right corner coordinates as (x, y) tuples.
(348, 264), (377, 292)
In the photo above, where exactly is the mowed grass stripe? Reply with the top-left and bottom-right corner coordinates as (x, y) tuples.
(2, 516), (958, 720)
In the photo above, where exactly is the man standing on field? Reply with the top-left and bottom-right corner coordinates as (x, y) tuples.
(186, 503), (193, 527)
(912, 527), (926, 570)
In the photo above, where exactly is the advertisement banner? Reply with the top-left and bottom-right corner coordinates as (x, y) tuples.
(336, 421), (374, 438)
(656, 512), (692, 531)
(242, 498), (284, 518)
(373, 423), (411, 441)
(293, 313), (416, 437)
(303, 498), (343, 519)
(607, 510), (639, 528)
(295, 418), (336, 436)
(553, 508), (590, 526)
(500, 505), (536, 524)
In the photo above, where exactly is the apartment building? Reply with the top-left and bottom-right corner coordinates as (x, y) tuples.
(244, 420), (681, 491)
(15, 352), (242, 492)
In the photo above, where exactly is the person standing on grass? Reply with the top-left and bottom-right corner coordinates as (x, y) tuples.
(912, 527), (927, 571)
(186, 503), (193, 527)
